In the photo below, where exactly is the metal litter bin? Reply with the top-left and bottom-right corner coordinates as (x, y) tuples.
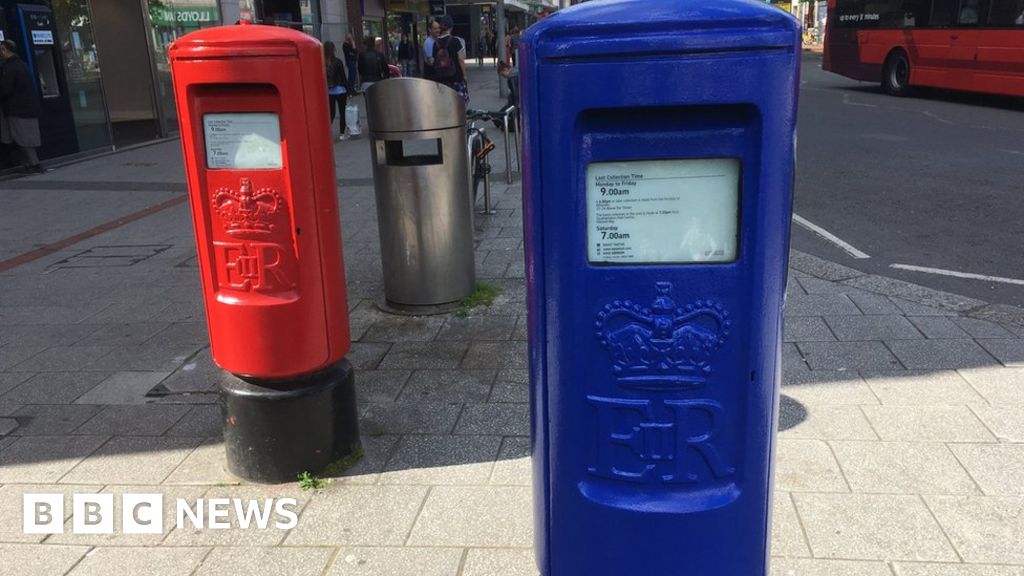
(365, 78), (475, 312)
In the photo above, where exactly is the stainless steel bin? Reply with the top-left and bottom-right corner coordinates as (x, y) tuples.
(365, 78), (476, 312)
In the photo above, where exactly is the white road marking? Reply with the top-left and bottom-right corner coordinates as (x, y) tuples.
(890, 264), (1024, 286)
(792, 214), (871, 259)
(921, 110), (955, 125)
(841, 93), (877, 108)
(1000, 149), (1024, 156)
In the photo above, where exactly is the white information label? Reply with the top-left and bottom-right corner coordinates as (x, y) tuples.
(587, 158), (740, 264)
(31, 30), (54, 45)
(203, 113), (282, 170)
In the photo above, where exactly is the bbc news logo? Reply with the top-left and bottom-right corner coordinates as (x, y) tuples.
(24, 494), (299, 534)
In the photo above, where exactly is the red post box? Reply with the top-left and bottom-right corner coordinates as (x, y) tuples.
(169, 24), (359, 483)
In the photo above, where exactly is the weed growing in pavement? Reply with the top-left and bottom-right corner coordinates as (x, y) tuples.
(322, 445), (366, 477)
(297, 471), (327, 491)
(457, 283), (503, 317)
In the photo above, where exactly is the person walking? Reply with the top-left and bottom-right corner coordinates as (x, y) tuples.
(0, 40), (43, 174)
(397, 32), (416, 78)
(421, 18), (440, 80)
(324, 41), (352, 141)
(426, 15), (468, 102)
(342, 34), (359, 93)
(357, 37), (390, 93)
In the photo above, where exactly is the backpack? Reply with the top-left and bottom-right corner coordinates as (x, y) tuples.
(432, 36), (459, 81)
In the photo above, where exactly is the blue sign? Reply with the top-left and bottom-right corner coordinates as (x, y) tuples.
(519, 1), (800, 574)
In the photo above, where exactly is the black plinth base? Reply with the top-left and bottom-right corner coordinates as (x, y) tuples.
(220, 359), (360, 484)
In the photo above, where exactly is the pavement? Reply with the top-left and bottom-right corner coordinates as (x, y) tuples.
(0, 62), (1023, 576)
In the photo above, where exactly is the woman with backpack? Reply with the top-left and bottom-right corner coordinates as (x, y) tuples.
(324, 41), (352, 141)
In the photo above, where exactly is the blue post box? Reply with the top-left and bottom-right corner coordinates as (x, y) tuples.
(519, 1), (800, 575)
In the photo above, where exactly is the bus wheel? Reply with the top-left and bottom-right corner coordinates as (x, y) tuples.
(883, 51), (910, 97)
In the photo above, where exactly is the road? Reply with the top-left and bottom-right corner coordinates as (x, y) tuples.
(794, 52), (1024, 308)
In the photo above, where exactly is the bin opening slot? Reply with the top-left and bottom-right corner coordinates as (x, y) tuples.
(383, 138), (443, 166)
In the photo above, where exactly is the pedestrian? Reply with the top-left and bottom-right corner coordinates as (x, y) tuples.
(342, 33), (359, 93)
(421, 18), (440, 80)
(324, 41), (352, 141)
(509, 26), (521, 66)
(397, 32), (416, 78)
(357, 36), (390, 93)
(0, 39), (43, 174)
(477, 28), (489, 67)
(427, 15), (468, 103)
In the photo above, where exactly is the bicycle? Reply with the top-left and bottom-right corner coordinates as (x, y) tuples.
(466, 109), (498, 214)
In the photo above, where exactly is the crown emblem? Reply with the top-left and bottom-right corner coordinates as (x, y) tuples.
(212, 178), (283, 236)
(595, 282), (731, 391)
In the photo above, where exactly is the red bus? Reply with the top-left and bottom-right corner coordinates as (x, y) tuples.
(823, 0), (1024, 96)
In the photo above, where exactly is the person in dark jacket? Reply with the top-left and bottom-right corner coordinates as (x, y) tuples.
(357, 37), (389, 92)
(324, 41), (352, 140)
(397, 33), (416, 78)
(0, 40), (43, 174)
(342, 34), (359, 93)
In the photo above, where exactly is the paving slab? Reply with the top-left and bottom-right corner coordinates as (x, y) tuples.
(333, 434), (400, 486)
(793, 492), (958, 561)
(830, 441), (979, 495)
(454, 403), (530, 436)
(360, 402), (463, 435)
(407, 485), (533, 547)
(0, 435), (108, 483)
(60, 435), (203, 484)
(968, 405), (1024, 442)
(782, 371), (879, 406)
(861, 370), (986, 405)
(490, 436), (531, 486)
(785, 294), (862, 317)
(463, 549), (538, 576)
(798, 341), (903, 371)
(824, 315), (923, 341)
(73, 371), (171, 405)
(161, 438), (236, 486)
(0, 371), (113, 405)
(355, 370), (411, 403)
(892, 564), (1024, 576)
(977, 339), (1024, 367)
(8, 404), (102, 435)
(887, 340), (999, 370)
(9, 345), (116, 372)
(908, 316), (971, 339)
(860, 405), (997, 442)
(361, 316), (446, 343)
(0, 372), (33, 397)
(0, 543), (91, 576)
(925, 495), (1024, 564)
(195, 547), (335, 576)
(73, 404), (190, 436)
(770, 558), (894, 576)
(771, 492), (811, 558)
(958, 366), (1024, 405)
(436, 315), (517, 341)
(777, 403), (879, 441)
(775, 439), (848, 493)
(784, 317), (836, 342)
(947, 443), (1024, 496)
(66, 546), (209, 576)
(285, 485), (428, 546)
(398, 370), (495, 403)
(953, 318), (1017, 339)
(378, 342), (468, 370)
(380, 435), (500, 485)
(462, 341), (529, 370)
(327, 547), (463, 576)
(163, 405), (222, 438)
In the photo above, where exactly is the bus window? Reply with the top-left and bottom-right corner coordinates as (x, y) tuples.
(958, 0), (981, 23)
(930, 0), (958, 25)
(986, 0), (1024, 25)
(863, 0), (911, 26)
